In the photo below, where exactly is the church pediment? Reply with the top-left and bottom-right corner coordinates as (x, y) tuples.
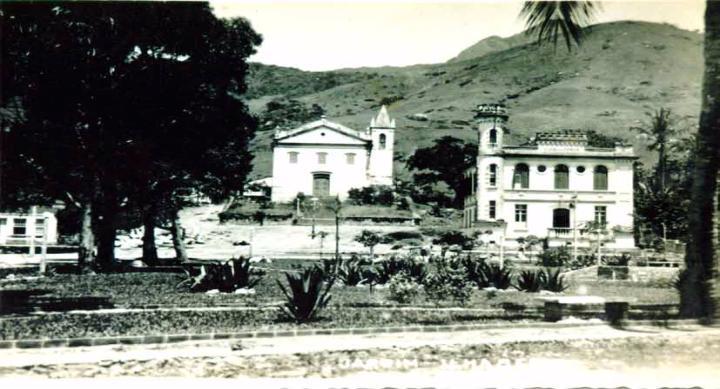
(274, 119), (370, 146)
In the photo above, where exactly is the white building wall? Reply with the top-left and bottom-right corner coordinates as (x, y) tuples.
(271, 144), (370, 202)
(0, 212), (58, 245)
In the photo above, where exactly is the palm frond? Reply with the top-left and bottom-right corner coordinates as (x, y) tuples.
(520, 1), (599, 51)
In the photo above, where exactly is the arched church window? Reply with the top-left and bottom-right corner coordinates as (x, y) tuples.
(379, 133), (387, 150)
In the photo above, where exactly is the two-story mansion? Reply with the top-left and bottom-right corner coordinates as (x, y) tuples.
(270, 106), (395, 202)
(463, 104), (637, 250)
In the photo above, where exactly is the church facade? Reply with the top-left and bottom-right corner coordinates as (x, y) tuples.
(270, 106), (395, 202)
(463, 104), (637, 250)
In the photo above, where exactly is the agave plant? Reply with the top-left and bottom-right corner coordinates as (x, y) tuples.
(461, 256), (490, 288)
(484, 264), (513, 290)
(372, 256), (403, 284)
(542, 268), (569, 292)
(403, 259), (428, 284)
(337, 258), (367, 286)
(178, 257), (264, 293)
(229, 257), (264, 290)
(515, 270), (545, 293)
(277, 266), (334, 323)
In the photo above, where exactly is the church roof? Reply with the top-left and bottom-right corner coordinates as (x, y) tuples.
(369, 105), (396, 128)
(274, 117), (371, 143)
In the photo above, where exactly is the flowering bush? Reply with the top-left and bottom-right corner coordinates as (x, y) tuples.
(423, 259), (474, 306)
(387, 273), (421, 304)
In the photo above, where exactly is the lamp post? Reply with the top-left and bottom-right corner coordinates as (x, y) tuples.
(499, 221), (507, 269)
(571, 193), (578, 263)
(310, 197), (319, 239)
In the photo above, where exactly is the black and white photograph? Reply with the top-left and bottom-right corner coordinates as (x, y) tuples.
(0, 0), (718, 387)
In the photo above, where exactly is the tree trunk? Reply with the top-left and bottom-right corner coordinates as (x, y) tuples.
(142, 204), (158, 266)
(77, 200), (95, 272)
(681, 1), (720, 321)
(658, 142), (666, 191)
(170, 206), (188, 262)
(95, 178), (118, 272)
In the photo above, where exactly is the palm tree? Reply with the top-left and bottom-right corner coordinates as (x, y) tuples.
(521, 1), (720, 321)
(631, 108), (678, 191)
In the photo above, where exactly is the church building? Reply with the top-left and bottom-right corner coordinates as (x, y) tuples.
(463, 104), (637, 250)
(270, 106), (395, 202)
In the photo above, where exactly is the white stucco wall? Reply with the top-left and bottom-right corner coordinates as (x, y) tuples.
(271, 115), (396, 203)
(271, 144), (370, 202)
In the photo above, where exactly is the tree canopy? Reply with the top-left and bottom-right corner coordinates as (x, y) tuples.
(0, 2), (262, 269)
(406, 136), (477, 208)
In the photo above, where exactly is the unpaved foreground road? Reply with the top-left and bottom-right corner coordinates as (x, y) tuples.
(1, 324), (718, 386)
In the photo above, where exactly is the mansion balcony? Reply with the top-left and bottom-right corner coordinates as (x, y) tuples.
(547, 227), (575, 239)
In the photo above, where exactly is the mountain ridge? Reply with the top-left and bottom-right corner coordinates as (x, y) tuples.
(245, 21), (703, 180)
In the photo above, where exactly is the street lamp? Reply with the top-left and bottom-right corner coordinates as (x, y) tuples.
(570, 192), (578, 263)
(309, 197), (319, 239)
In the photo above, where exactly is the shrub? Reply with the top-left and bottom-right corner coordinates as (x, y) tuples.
(387, 273), (421, 304)
(566, 253), (597, 270)
(347, 185), (395, 206)
(277, 266), (334, 323)
(538, 246), (571, 267)
(603, 253), (632, 267)
(483, 264), (513, 290)
(381, 230), (424, 244)
(515, 270), (544, 292)
(179, 257), (264, 293)
(541, 268), (569, 292)
(402, 259), (429, 284)
(432, 230), (476, 251)
(423, 259), (474, 306)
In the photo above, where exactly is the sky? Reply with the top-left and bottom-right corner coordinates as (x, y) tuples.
(210, 0), (706, 71)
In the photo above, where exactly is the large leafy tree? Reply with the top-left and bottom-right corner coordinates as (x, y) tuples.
(406, 136), (477, 208)
(521, 1), (720, 321)
(1, 3), (261, 269)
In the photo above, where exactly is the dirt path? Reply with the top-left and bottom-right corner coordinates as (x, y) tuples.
(1, 323), (718, 385)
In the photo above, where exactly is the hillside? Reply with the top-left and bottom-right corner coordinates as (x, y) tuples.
(245, 21), (703, 180)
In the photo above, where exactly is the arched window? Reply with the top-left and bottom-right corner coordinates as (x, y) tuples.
(554, 164), (569, 189)
(379, 133), (387, 150)
(488, 164), (497, 187)
(513, 163), (529, 189)
(488, 129), (498, 146)
(594, 165), (608, 190)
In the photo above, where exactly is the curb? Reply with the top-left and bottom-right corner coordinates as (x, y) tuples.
(0, 319), (699, 350)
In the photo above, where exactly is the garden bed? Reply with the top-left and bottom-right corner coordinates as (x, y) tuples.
(0, 307), (541, 340)
(0, 261), (680, 309)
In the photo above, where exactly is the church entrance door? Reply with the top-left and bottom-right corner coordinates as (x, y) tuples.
(313, 173), (330, 197)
